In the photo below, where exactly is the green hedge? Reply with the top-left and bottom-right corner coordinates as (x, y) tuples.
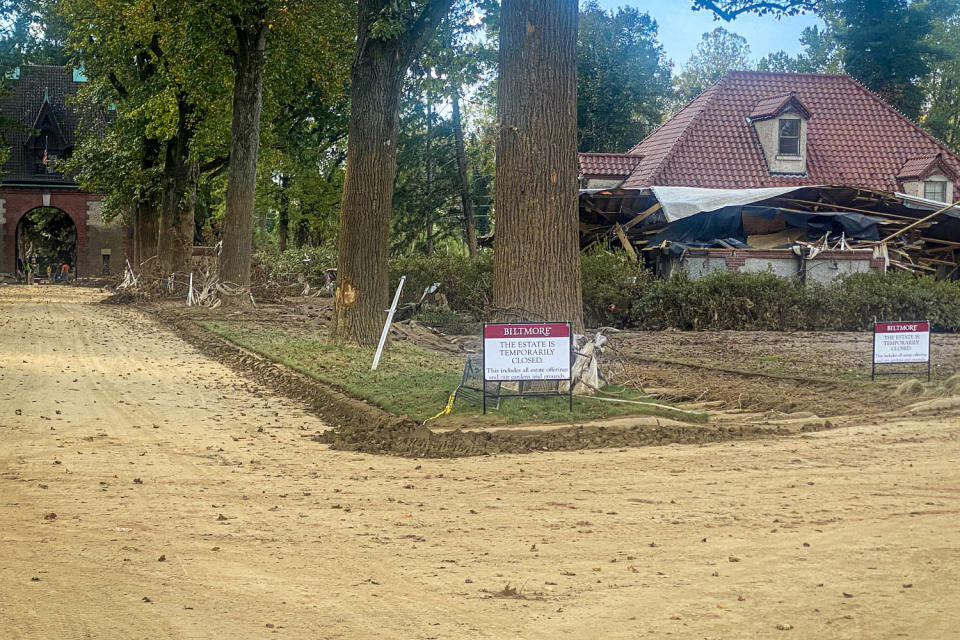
(261, 247), (960, 331)
(629, 271), (960, 332)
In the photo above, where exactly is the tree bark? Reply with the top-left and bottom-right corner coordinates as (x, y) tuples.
(493, 0), (583, 330)
(277, 174), (290, 252)
(134, 136), (162, 270)
(157, 96), (198, 278)
(330, 0), (455, 345)
(220, 15), (267, 288)
(452, 90), (477, 258)
(425, 99), (434, 255)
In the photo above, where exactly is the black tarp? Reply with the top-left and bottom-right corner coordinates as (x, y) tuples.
(646, 205), (883, 248)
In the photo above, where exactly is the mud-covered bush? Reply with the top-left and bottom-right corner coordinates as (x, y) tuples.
(391, 251), (494, 319)
(254, 245), (337, 287)
(580, 249), (650, 327)
(391, 249), (646, 325)
(632, 271), (818, 330)
(628, 270), (960, 332)
(828, 271), (960, 331)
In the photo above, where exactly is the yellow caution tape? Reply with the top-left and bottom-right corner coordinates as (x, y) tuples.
(425, 392), (456, 423)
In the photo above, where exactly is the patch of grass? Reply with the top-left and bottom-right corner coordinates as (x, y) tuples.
(201, 321), (462, 421)
(443, 384), (708, 426)
(200, 320), (707, 425)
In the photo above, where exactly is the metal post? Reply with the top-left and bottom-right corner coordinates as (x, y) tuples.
(569, 322), (574, 412)
(187, 272), (194, 307)
(372, 275), (406, 371)
(872, 322), (877, 381)
(482, 324), (487, 415)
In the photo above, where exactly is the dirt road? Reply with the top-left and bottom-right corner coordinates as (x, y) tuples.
(2, 287), (959, 639)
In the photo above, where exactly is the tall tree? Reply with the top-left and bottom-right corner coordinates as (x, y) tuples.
(219, 4), (268, 288)
(834, 0), (937, 120)
(674, 27), (752, 105)
(331, 0), (456, 346)
(493, 0), (583, 330)
(577, 1), (672, 153)
(451, 91), (478, 257)
(920, 0), (960, 149)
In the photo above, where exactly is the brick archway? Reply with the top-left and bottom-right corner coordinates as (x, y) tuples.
(0, 187), (130, 278)
(13, 204), (81, 276)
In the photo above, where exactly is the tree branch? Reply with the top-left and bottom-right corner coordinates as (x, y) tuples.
(404, 0), (457, 68)
(108, 72), (129, 100)
(200, 155), (230, 174)
(691, 0), (817, 20)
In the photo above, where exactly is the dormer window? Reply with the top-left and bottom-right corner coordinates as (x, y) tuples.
(898, 154), (956, 203)
(778, 119), (801, 156)
(748, 92), (811, 175)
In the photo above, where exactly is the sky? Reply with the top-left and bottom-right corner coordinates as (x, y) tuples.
(594, 0), (824, 68)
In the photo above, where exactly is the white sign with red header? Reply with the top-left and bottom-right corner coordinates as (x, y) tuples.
(873, 321), (930, 364)
(483, 322), (572, 382)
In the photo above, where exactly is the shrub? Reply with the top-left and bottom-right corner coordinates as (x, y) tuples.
(580, 249), (650, 327)
(254, 245), (338, 288)
(391, 250), (493, 319)
(627, 270), (960, 332)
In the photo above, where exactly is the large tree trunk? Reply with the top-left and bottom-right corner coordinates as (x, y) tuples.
(134, 200), (159, 269)
(330, 0), (455, 346)
(277, 174), (290, 253)
(157, 98), (198, 278)
(134, 136), (162, 270)
(331, 51), (405, 345)
(220, 18), (267, 287)
(451, 90), (477, 258)
(493, 0), (583, 330)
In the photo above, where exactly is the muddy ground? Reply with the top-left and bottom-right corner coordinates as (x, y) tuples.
(2, 287), (960, 638)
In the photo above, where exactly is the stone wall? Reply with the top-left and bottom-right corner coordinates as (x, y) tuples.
(668, 248), (884, 284)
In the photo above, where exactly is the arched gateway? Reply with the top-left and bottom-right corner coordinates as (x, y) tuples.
(1, 65), (130, 279)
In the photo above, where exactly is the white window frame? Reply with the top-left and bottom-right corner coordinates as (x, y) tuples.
(924, 179), (947, 202)
(778, 118), (801, 156)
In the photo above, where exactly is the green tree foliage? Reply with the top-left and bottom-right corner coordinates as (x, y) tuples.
(391, 0), (492, 256)
(756, 25), (842, 72)
(692, 0), (817, 19)
(0, 0), (69, 170)
(674, 27), (753, 106)
(833, 0), (938, 120)
(577, 1), (672, 153)
(919, 0), (960, 149)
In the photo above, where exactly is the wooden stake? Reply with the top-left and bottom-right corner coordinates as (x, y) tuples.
(614, 225), (638, 261)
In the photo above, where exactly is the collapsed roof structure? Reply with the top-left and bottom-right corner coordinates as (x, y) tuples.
(577, 71), (960, 280)
(580, 185), (960, 280)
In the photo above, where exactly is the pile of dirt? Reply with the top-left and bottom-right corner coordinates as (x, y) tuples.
(313, 419), (833, 458)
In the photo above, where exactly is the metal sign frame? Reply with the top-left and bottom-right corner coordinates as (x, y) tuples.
(481, 321), (574, 414)
(872, 320), (931, 382)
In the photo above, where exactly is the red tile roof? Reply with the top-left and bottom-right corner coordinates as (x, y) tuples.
(605, 71), (960, 191)
(748, 91), (810, 121)
(897, 153), (957, 180)
(578, 152), (644, 178)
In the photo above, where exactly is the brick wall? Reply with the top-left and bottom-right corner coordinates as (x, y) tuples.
(0, 187), (130, 278)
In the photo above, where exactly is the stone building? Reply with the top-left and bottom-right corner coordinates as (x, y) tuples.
(1, 65), (130, 279)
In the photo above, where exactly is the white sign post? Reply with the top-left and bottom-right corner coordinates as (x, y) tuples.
(482, 322), (573, 413)
(371, 275), (406, 371)
(873, 321), (931, 381)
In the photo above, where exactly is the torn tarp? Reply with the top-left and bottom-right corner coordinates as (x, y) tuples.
(646, 205), (883, 248)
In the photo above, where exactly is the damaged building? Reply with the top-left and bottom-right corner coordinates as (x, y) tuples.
(578, 71), (960, 281)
